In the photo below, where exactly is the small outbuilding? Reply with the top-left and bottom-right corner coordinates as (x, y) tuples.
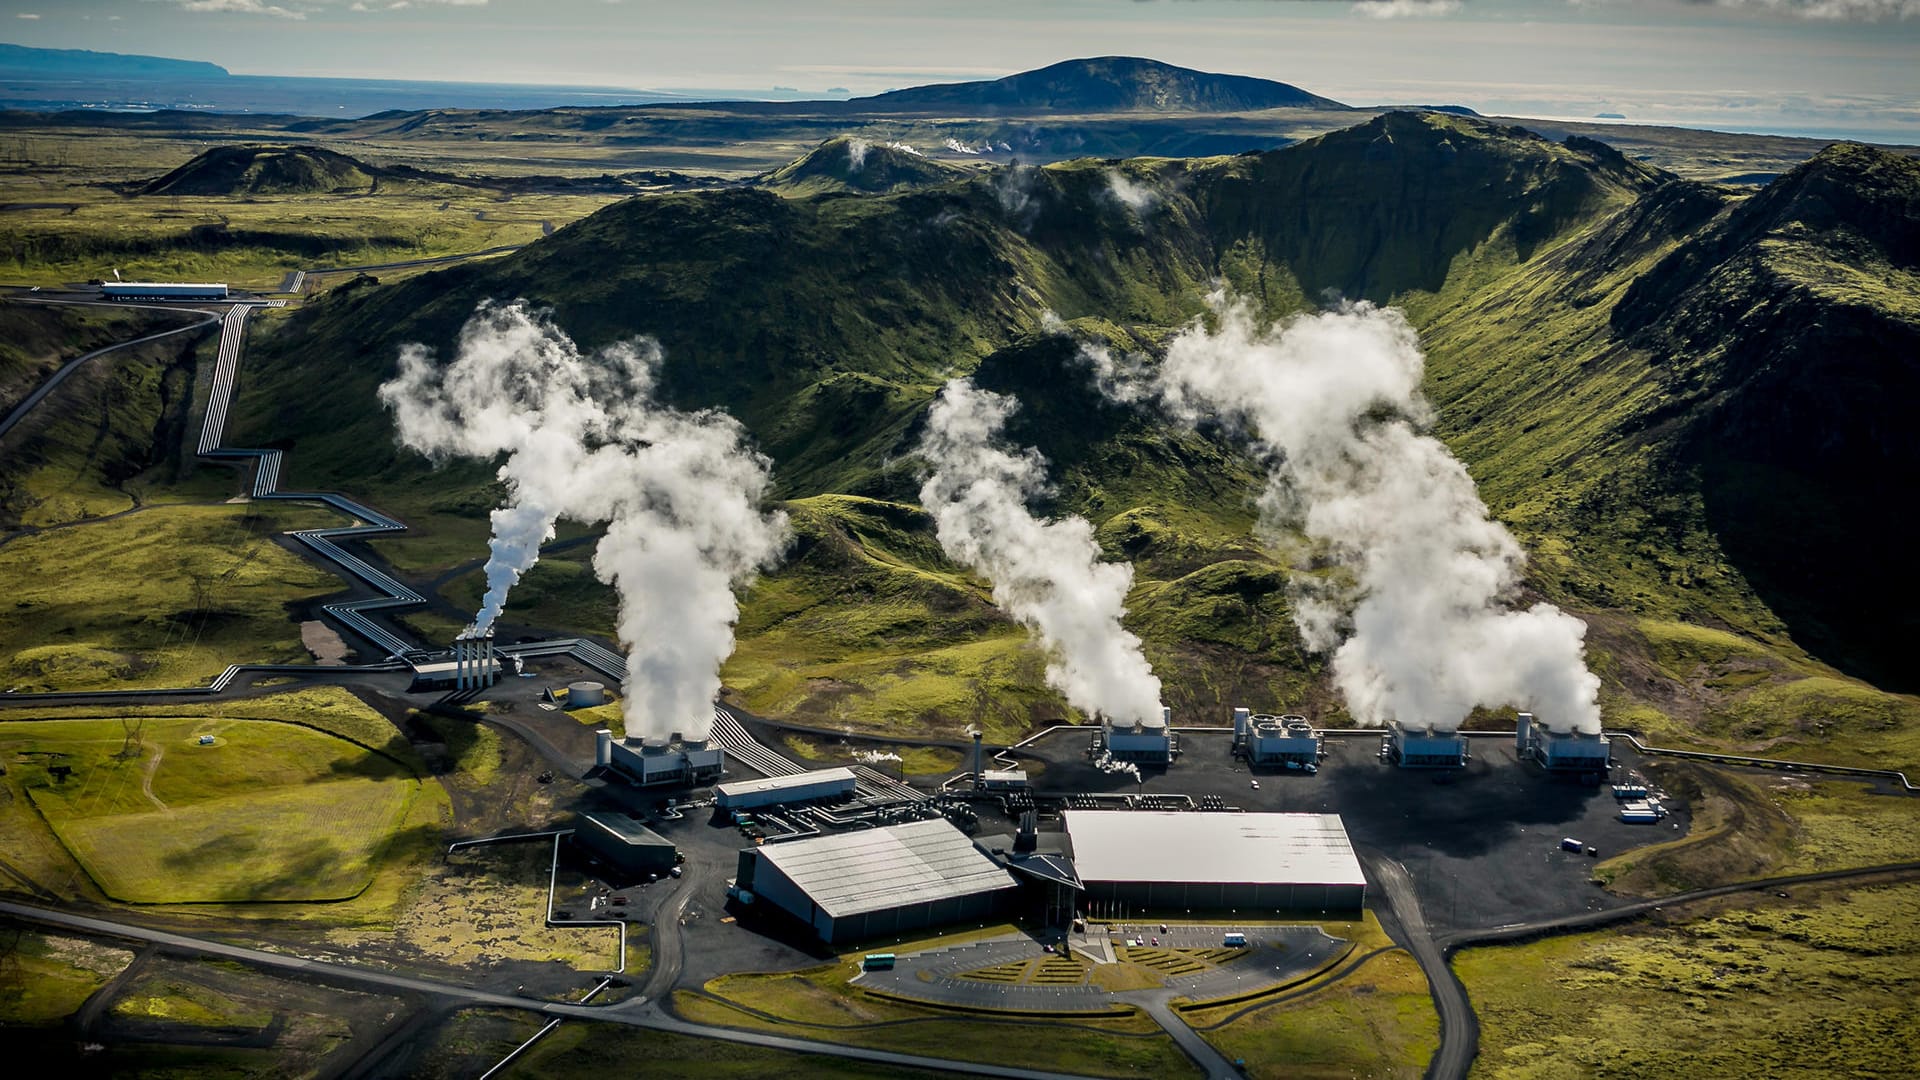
(573, 812), (678, 876)
(714, 767), (858, 810)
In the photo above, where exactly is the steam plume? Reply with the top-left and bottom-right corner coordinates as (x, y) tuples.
(846, 138), (870, 171)
(381, 301), (787, 740)
(379, 301), (646, 635)
(1104, 170), (1159, 215)
(1155, 293), (1601, 734)
(918, 378), (1163, 725)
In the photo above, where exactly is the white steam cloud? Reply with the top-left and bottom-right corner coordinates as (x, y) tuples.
(1152, 293), (1601, 735)
(846, 138), (870, 171)
(1104, 170), (1159, 215)
(379, 301), (644, 636)
(380, 301), (788, 741)
(918, 379), (1163, 726)
(1091, 749), (1141, 782)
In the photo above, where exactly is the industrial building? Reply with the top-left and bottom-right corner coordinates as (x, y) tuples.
(1516, 713), (1610, 777)
(1384, 720), (1468, 769)
(573, 812), (678, 876)
(100, 281), (230, 301)
(450, 629), (498, 690)
(1064, 811), (1367, 913)
(407, 656), (500, 692)
(734, 818), (1020, 944)
(596, 729), (726, 788)
(1233, 708), (1321, 769)
(1095, 706), (1175, 764)
(715, 767), (858, 810)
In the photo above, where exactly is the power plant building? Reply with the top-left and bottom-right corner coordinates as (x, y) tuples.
(1516, 713), (1610, 776)
(1385, 720), (1469, 769)
(714, 767), (858, 810)
(1099, 706), (1175, 764)
(596, 729), (725, 788)
(1234, 708), (1321, 769)
(573, 812), (678, 876)
(734, 818), (1019, 944)
(1063, 811), (1366, 912)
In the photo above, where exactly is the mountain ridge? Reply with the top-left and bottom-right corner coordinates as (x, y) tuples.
(233, 113), (1920, 737)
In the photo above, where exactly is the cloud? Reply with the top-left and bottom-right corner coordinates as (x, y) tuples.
(1352, 0), (1463, 16)
(1699, 0), (1920, 17)
(16, 13), (40, 19)
(176, 0), (305, 17)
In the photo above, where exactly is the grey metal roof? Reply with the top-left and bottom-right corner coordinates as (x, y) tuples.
(715, 767), (857, 799)
(578, 812), (674, 849)
(756, 818), (1019, 919)
(1064, 811), (1366, 887)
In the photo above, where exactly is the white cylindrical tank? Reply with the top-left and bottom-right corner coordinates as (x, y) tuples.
(569, 681), (607, 708)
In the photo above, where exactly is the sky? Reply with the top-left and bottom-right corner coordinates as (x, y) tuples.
(4, 0), (1918, 140)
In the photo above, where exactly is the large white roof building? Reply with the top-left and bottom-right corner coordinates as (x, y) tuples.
(1064, 811), (1367, 912)
(738, 818), (1019, 943)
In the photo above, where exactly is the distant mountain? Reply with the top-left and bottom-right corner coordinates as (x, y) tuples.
(140, 145), (380, 196)
(756, 136), (974, 195)
(854, 56), (1347, 114)
(0, 43), (227, 81)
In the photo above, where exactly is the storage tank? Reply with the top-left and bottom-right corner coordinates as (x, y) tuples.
(568, 681), (607, 708)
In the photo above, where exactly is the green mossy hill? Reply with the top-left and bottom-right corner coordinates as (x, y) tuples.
(139, 144), (381, 196)
(1613, 145), (1920, 689)
(1191, 111), (1672, 300)
(238, 115), (1920, 740)
(857, 56), (1347, 113)
(757, 137), (974, 195)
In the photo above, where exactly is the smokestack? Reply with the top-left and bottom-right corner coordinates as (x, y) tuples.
(595, 729), (613, 768)
(1233, 706), (1251, 744)
(971, 730), (984, 790)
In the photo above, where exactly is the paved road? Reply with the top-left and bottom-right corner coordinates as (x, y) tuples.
(0, 304), (217, 439)
(1139, 996), (1240, 1080)
(0, 899), (1095, 1080)
(1360, 852), (1478, 1080)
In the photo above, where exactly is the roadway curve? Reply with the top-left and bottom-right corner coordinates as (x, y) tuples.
(0, 899), (1102, 1080)
(1359, 851), (1477, 1080)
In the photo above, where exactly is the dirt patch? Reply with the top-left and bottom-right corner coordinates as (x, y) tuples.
(300, 620), (349, 665)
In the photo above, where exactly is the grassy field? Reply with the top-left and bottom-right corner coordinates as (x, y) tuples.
(0, 931), (135, 1026)
(13, 714), (423, 903)
(783, 735), (964, 776)
(0, 687), (452, 924)
(1595, 762), (1920, 895)
(1173, 913), (1437, 1080)
(0, 502), (346, 690)
(0, 172), (617, 293)
(1456, 878), (1920, 1079)
(326, 841), (627, 972)
(508, 1022), (967, 1079)
(676, 924), (1197, 1079)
